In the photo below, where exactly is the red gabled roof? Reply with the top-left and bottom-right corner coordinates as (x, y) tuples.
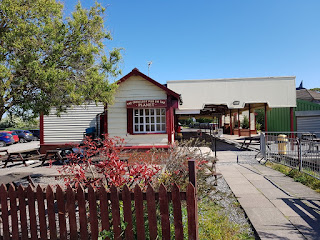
(117, 68), (181, 100)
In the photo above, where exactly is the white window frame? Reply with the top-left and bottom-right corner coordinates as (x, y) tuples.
(133, 108), (166, 133)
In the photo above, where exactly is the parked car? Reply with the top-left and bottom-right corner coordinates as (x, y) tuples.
(29, 129), (40, 141)
(12, 130), (34, 143)
(0, 132), (15, 147)
(3, 131), (19, 143)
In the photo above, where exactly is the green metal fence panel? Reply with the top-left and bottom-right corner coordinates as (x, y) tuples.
(267, 99), (320, 132)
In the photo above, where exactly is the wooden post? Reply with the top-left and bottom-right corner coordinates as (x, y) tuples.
(264, 103), (268, 132)
(229, 110), (233, 135)
(249, 104), (251, 137)
(188, 159), (196, 191)
(238, 109), (241, 136)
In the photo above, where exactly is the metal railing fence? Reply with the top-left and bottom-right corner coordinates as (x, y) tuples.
(260, 132), (320, 180)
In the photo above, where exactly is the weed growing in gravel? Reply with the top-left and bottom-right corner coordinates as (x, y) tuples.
(198, 198), (254, 240)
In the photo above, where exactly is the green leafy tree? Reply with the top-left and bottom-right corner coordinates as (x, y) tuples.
(310, 88), (320, 92)
(241, 115), (249, 129)
(0, 0), (122, 121)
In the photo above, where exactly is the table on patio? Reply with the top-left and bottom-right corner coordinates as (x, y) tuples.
(240, 136), (260, 149)
(3, 148), (45, 168)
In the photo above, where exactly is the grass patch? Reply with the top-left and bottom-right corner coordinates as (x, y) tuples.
(266, 162), (320, 193)
(198, 198), (254, 240)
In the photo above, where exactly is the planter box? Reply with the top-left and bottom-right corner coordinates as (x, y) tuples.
(233, 128), (257, 136)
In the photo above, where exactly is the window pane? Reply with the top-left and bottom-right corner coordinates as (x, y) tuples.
(151, 125), (155, 131)
(156, 109), (160, 115)
(135, 125), (139, 132)
(156, 116), (160, 123)
(140, 109), (143, 115)
(162, 124), (166, 131)
(161, 109), (165, 115)
(135, 109), (139, 116)
(151, 117), (155, 123)
(140, 117), (144, 123)
(156, 124), (160, 131)
(135, 117), (138, 123)
(146, 117), (150, 123)
(161, 116), (165, 123)
(151, 109), (154, 115)
(145, 109), (149, 115)
(146, 125), (150, 131)
(140, 125), (144, 131)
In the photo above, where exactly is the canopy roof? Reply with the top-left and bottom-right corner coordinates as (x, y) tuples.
(167, 76), (296, 114)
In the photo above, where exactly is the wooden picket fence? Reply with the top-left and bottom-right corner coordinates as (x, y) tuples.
(0, 182), (198, 240)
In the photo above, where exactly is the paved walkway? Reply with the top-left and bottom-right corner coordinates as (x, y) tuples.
(215, 141), (320, 240)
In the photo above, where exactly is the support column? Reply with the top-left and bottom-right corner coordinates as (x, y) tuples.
(290, 107), (294, 139)
(264, 103), (268, 132)
(230, 110), (233, 135)
(238, 109), (241, 136)
(249, 104), (251, 137)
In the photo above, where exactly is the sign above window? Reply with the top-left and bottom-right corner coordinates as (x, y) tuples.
(126, 99), (167, 108)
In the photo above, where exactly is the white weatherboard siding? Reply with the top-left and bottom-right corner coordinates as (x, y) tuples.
(108, 75), (168, 146)
(44, 103), (104, 143)
(167, 76), (296, 111)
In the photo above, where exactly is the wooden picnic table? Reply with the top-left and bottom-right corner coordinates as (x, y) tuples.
(41, 146), (75, 166)
(3, 148), (45, 168)
(240, 136), (260, 149)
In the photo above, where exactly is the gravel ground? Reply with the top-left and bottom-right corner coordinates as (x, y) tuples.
(207, 175), (255, 237)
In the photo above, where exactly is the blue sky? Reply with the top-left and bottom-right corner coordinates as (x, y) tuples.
(63, 0), (320, 89)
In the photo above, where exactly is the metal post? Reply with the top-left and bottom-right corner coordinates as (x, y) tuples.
(188, 159), (197, 190)
(214, 132), (217, 158)
(249, 104), (251, 137)
(298, 139), (302, 172)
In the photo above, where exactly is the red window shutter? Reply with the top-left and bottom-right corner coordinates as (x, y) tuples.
(127, 108), (133, 134)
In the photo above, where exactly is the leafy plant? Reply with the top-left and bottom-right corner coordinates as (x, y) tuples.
(241, 115), (249, 129)
(58, 135), (160, 190)
(0, 0), (122, 121)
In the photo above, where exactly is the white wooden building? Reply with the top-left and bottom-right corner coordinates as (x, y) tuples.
(40, 68), (180, 152)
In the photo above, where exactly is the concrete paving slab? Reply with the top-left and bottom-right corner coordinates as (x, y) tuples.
(237, 193), (275, 208)
(248, 179), (277, 189)
(244, 207), (295, 231)
(270, 199), (301, 217)
(258, 187), (292, 200)
(289, 216), (320, 240)
(258, 229), (306, 240)
(228, 183), (261, 195)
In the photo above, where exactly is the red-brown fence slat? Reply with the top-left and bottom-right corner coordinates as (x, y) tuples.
(110, 185), (121, 239)
(122, 185), (134, 240)
(159, 184), (170, 240)
(9, 184), (19, 240)
(46, 185), (57, 240)
(88, 185), (99, 240)
(0, 184), (9, 240)
(146, 184), (158, 240)
(27, 185), (38, 240)
(172, 183), (184, 240)
(56, 185), (67, 240)
(76, 185), (88, 240)
(66, 186), (77, 240)
(36, 185), (47, 240)
(187, 183), (198, 240)
(18, 185), (28, 240)
(99, 186), (110, 232)
(134, 185), (146, 240)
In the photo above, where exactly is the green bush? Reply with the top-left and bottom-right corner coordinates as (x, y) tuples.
(267, 162), (320, 193)
(241, 116), (249, 129)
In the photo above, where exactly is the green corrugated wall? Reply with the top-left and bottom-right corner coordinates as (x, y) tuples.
(267, 99), (320, 132)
